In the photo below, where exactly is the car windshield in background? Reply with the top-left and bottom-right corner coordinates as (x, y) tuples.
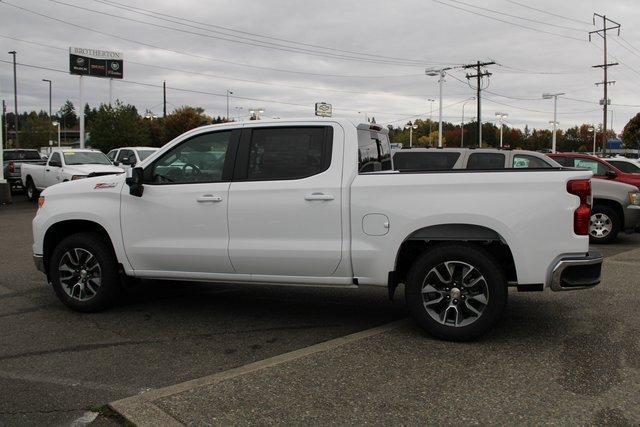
(137, 150), (156, 160)
(63, 151), (112, 165)
(393, 152), (460, 171)
(608, 160), (640, 173)
(4, 150), (41, 161)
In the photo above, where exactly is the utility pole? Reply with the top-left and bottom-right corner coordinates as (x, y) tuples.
(427, 98), (435, 134)
(163, 81), (167, 118)
(590, 13), (620, 155)
(464, 61), (495, 147)
(8, 51), (18, 145)
(42, 79), (52, 144)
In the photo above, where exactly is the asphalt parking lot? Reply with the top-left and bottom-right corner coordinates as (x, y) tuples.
(1, 197), (640, 425)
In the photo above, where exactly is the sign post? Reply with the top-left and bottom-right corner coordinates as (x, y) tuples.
(69, 47), (123, 148)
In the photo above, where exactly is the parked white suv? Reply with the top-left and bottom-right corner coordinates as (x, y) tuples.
(106, 147), (158, 169)
(31, 119), (602, 340)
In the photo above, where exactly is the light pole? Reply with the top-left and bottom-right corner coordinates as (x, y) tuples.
(42, 79), (52, 144)
(234, 106), (243, 120)
(426, 68), (451, 148)
(495, 112), (508, 148)
(461, 97), (475, 147)
(589, 126), (597, 155)
(53, 121), (60, 148)
(543, 92), (565, 153)
(8, 51), (17, 145)
(226, 90), (233, 121)
(404, 123), (418, 148)
(427, 98), (435, 134)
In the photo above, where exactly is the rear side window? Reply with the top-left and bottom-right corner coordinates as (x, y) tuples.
(551, 156), (573, 167)
(608, 160), (640, 173)
(4, 150), (41, 160)
(466, 153), (506, 170)
(573, 158), (609, 175)
(358, 130), (392, 173)
(117, 149), (134, 162)
(393, 152), (460, 171)
(512, 154), (553, 168)
(246, 127), (332, 180)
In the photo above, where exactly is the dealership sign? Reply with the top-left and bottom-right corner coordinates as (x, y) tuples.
(315, 102), (332, 117)
(69, 47), (123, 79)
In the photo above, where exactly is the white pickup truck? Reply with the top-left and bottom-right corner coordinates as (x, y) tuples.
(21, 149), (124, 201)
(31, 119), (603, 340)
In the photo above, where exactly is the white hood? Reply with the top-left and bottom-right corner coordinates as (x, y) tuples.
(65, 164), (124, 175)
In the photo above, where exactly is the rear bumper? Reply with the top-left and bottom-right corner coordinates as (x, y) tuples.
(549, 250), (603, 291)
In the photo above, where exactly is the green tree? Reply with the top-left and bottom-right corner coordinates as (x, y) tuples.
(162, 106), (212, 143)
(59, 100), (77, 129)
(21, 112), (54, 149)
(89, 101), (149, 152)
(622, 112), (640, 149)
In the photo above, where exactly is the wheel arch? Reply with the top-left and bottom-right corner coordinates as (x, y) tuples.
(592, 198), (624, 227)
(42, 219), (117, 278)
(390, 223), (517, 299)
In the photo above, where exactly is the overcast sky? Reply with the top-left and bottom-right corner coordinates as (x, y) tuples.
(1, 0), (640, 133)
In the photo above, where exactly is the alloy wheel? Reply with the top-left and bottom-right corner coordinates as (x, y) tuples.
(589, 213), (612, 238)
(421, 261), (489, 327)
(58, 248), (102, 301)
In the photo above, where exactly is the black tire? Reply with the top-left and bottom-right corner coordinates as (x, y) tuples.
(25, 178), (39, 202)
(49, 232), (121, 312)
(589, 205), (620, 244)
(405, 243), (508, 341)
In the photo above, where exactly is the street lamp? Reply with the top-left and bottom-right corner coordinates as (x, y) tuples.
(226, 90), (233, 121)
(495, 112), (508, 148)
(427, 98), (435, 134)
(542, 92), (565, 153)
(42, 79), (52, 144)
(588, 126), (597, 155)
(426, 68), (452, 148)
(461, 97), (475, 147)
(404, 122), (418, 148)
(52, 121), (60, 148)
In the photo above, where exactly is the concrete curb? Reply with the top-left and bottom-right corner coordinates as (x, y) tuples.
(109, 319), (410, 426)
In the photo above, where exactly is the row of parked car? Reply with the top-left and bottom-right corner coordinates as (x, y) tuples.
(2, 147), (158, 201)
(392, 148), (640, 244)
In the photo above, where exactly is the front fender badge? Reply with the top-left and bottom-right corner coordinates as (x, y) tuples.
(94, 182), (117, 189)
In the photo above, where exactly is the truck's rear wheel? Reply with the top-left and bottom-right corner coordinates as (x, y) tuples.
(405, 243), (507, 341)
(589, 205), (620, 244)
(25, 178), (39, 202)
(49, 232), (121, 312)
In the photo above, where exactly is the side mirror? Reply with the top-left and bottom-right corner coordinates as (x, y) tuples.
(125, 167), (144, 197)
(605, 170), (617, 179)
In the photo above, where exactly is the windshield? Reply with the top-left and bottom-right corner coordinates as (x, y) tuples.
(137, 149), (157, 160)
(609, 160), (640, 173)
(63, 151), (112, 165)
(4, 150), (41, 161)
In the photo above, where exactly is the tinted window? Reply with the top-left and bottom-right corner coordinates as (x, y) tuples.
(137, 149), (156, 160)
(512, 154), (553, 168)
(551, 156), (573, 167)
(107, 150), (117, 161)
(246, 127), (330, 180)
(49, 152), (61, 166)
(63, 151), (111, 165)
(4, 150), (41, 160)
(608, 160), (640, 173)
(466, 153), (506, 170)
(145, 131), (230, 184)
(358, 130), (392, 173)
(117, 149), (134, 162)
(393, 151), (460, 171)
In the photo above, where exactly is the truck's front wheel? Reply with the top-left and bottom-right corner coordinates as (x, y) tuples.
(405, 243), (507, 341)
(49, 232), (121, 312)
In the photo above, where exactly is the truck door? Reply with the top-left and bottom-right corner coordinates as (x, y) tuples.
(121, 129), (238, 275)
(44, 152), (63, 187)
(228, 125), (343, 277)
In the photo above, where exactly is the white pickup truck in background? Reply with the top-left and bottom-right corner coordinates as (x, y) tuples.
(31, 119), (603, 340)
(21, 149), (124, 201)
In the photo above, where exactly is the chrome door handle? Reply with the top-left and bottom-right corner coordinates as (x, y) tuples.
(196, 194), (223, 203)
(304, 192), (334, 201)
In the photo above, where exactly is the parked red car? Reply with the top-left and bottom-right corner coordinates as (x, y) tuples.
(549, 153), (640, 188)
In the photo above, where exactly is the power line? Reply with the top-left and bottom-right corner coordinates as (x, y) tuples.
(504, 0), (593, 26)
(45, 0), (433, 67)
(0, 1), (426, 79)
(431, 0), (585, 42)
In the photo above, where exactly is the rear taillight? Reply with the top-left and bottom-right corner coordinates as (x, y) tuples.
(567, 179), (591, 236)
(8, 161), (14, 173)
